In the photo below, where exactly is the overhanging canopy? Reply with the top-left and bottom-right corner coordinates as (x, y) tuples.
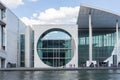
(77, 4), (120, 28)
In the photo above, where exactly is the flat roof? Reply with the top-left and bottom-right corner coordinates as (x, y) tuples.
(77, 4), (120, 28)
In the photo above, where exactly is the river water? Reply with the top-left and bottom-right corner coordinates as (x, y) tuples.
(0, 70), (120, 80)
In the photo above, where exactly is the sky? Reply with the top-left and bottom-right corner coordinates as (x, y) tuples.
(1, 0), (120, 25)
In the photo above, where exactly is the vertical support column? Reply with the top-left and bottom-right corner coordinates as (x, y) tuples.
(0, 58), (1, 68)
(0, 26), (1, 49)
(89, 11), (92, 66)
(116, 19), (119, 56)
(17, 19), (20, 67)
(25, 26), (33, 67)
(25, 26), (31, 67)
(115, 19), (119, 66)
(113, 19), (119, 67)
(0, 9), (1, 20)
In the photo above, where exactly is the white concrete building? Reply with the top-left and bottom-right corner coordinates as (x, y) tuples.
(33, 25), (78, 68)
(1, 1), (120, 68)
(24, 5), (120, 68)
(0, 2), (25, 68)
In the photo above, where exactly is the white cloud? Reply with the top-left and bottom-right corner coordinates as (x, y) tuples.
(39, 7), (79, 21)
(32, 13), (38, 18)
(21, 17), (46, 26)
(29, 0), (38, 2)
(0, 0), (24, 8)
(21, 6), (80, 26)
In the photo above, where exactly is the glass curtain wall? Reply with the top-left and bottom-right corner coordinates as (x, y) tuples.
(78, 29), (89, 67)
(92, 29), (116, 67)
(20, 34), (25, 67)
(37, 30), (72, 67)
(78, 29), (116, 67)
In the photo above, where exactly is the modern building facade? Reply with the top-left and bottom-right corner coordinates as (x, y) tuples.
(77, 5), (120, 67)
(24, 4), (120, 68)
(32, 25), (78, 68)
(0, 1), (120, 68)
(0, 2), (25, 68)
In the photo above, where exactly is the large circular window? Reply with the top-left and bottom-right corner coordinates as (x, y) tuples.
(37, 29), (73, 67)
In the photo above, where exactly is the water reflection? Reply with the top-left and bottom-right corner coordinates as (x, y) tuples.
(0, 70), (120, 80)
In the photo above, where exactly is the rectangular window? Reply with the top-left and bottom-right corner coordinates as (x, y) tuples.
(1, 26), (5, 50)
(1, 9), (6, 20)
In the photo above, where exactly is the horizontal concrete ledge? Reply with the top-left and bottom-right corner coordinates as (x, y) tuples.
(0, 67), (120, 71)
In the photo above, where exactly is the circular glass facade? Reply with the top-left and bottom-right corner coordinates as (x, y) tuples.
(37, 29), (72, 67)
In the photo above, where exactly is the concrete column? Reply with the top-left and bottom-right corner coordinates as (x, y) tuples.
(89, 11), (92, 66)
(113, 19), (119, 67)
(25, 26), (31, 67)
(25, 26), (33, 67)
(116, 19), (119, 65)
(116, 19), (119, 54)
(0, 26), (1, 49)
(0, 58), (1, 68)
(0, 9), (1, 20)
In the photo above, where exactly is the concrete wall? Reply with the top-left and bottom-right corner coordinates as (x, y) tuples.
(5, 9), (25, 67)
(0, 2), (26, 68)
(25, 26), (33, 67)
(33, 24), (78, 68)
